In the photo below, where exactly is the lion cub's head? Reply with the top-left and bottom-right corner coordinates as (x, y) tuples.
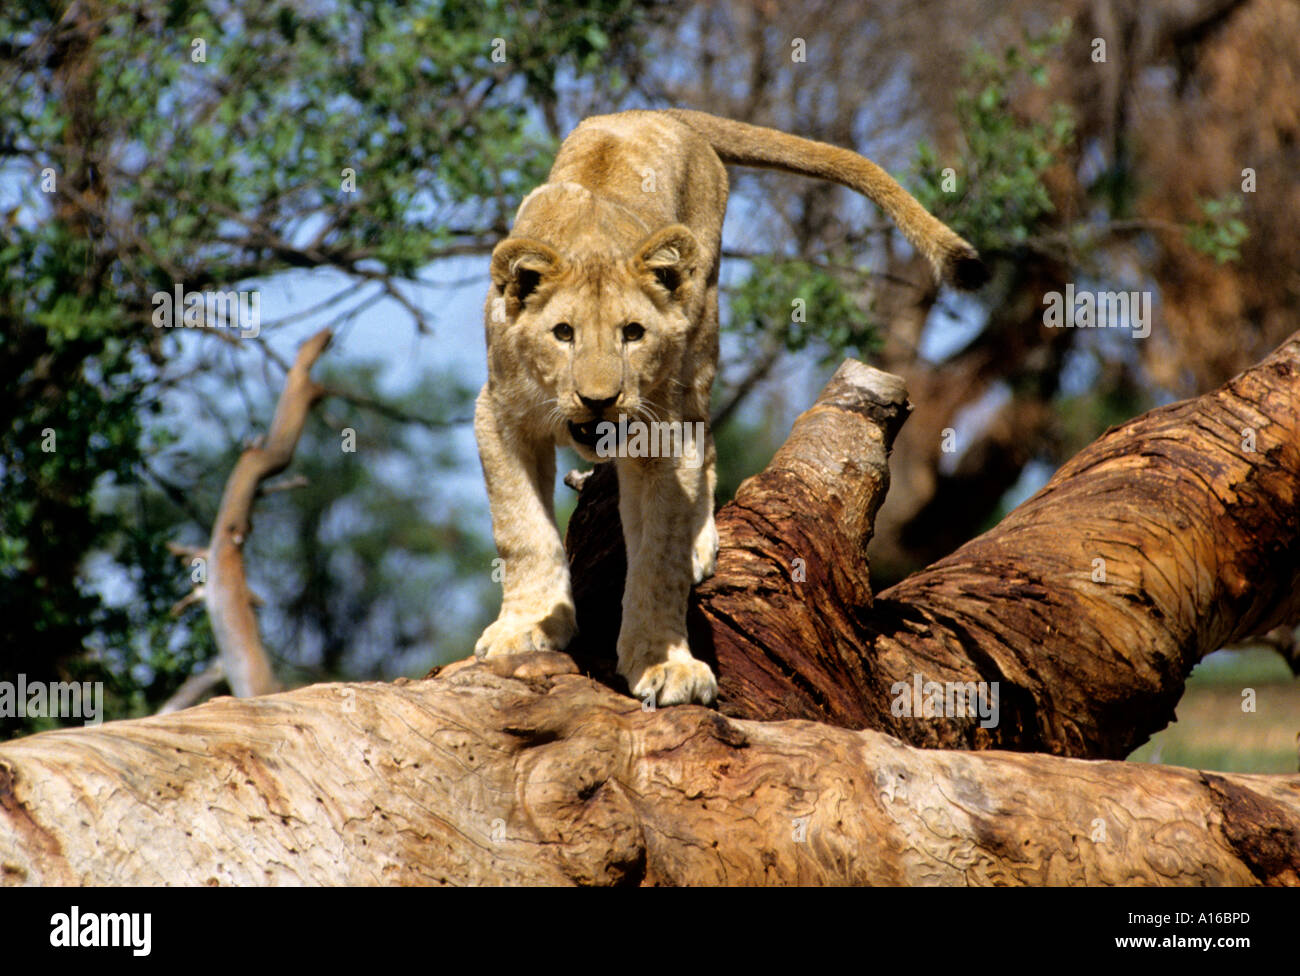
(487, 223), (701, 459)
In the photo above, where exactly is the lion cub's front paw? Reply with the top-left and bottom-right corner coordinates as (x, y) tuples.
(474, 610), (575, 659)
(692, 515), (719, 584)
(627, 658), (717, 707)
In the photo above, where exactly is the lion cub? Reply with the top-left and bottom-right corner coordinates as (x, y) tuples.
(474, 110), (985, 705)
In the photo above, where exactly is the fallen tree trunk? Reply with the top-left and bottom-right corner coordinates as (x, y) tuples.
(3, 331), (1299, 885)
(1, 652), (1296, 885)
(568, 333), (1300, 759)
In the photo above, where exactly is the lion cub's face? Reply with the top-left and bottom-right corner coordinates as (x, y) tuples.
(487, 224), (700, 460)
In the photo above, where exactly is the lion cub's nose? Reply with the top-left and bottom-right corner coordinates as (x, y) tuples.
(578, 393), (619, 415)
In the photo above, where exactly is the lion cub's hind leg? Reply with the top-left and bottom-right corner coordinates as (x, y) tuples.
(692, 513), (719, 584)
(691, 443), (719, 584)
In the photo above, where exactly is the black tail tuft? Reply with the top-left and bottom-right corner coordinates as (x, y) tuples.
(947, 247), (990, 291)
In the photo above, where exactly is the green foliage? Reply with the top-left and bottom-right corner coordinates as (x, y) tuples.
(0, 223), (173, 738)
(1052, 373), (1145, 459)
(711, 408), (784, 507)
(1186, 195), (1249, 263)
(913, 19), (1248, 267)
(911, 19), (1076, 250)
(727, 256), (880, 363)
(18, 0), (655, 289)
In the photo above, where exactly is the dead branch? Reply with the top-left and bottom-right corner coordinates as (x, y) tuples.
(193, 327), (331, 698)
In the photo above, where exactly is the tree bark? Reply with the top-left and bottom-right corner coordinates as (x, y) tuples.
(3, 330), (1299, 885)
(568, 330), (1300, 760)
(1, 652), (1296, 885)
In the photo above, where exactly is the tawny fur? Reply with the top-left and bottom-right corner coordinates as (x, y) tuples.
(474, 110), (984, 706)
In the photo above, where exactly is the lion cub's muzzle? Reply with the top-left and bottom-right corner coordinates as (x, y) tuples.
(569, 393), (620, 448)
(568, 418), (603, 448)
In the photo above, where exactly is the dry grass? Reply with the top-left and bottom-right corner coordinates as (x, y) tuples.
(1126, 648), (1299, 773)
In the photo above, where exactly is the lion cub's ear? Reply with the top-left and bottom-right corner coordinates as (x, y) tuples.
(634, 225), (699, 301)
(491, 238), (563, 311)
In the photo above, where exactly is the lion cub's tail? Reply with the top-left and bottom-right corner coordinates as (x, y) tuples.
(665, 109), (987, 290)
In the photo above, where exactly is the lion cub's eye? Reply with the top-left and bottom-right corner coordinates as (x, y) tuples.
(622, 322), (645, 342)
(552, 323), (573, 342)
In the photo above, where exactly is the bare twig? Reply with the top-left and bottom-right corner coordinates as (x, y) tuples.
(157, 662), (227, 715)
(258, 474), (309, 496)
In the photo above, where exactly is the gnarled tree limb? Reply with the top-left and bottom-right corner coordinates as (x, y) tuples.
(566, 331), (1300, 760)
